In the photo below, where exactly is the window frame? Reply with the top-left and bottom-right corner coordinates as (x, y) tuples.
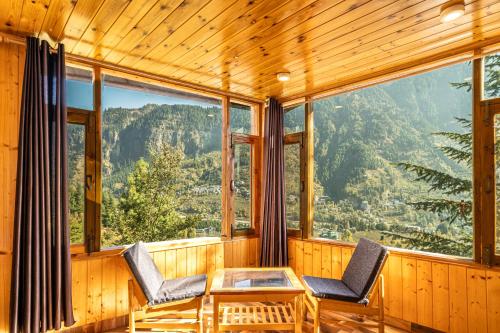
(67, 107), (97, 254)
(474, 53), (500, 265)
(284, 132), (306, 238)
(226, 98), (262, 238)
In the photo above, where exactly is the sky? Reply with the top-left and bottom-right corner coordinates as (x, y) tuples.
(66, 80), (219, 111)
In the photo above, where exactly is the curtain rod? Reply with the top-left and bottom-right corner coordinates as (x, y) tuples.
(0, 31), (264, 105)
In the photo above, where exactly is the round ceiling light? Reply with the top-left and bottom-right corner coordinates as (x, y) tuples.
(440, 2), (465, 23)
(277, 72), (290, 82)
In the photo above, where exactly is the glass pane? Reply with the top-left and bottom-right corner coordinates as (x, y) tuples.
(313, 61), (472, 257)
(284, 104), (304, 134)
(68, 123), (85, 244)
(66, 66), (93, 110)
(234, 143), (252, 230)
(230, 102), (253, 134)
(484, 53), (499, 100)
(285, 143), (301, 230)
(222, 270), (291, 288)
(100, 74), (222, 247)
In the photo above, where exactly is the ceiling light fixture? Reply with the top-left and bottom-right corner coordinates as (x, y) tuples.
(277, 72), (290, 82)
(440, 2), (465, 23)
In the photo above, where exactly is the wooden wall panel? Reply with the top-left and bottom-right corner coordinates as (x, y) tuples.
(290, 239), (500, 333)
(0, 41), (23, 333)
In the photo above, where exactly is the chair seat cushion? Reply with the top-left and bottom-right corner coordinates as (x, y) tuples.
(302, 275), (368, 304)
(150, 274), (207, 305)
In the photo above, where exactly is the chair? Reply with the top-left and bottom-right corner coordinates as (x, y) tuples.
(123, 242), (207, 332)
(302, 238), (388, 333)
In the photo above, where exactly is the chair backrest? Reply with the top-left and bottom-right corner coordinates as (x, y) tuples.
(341, 238), (388, 300)
(123, 242), (164, 303)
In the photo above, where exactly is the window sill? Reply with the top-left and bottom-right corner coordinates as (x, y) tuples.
(290, 236), (500, 270)
(72, 237), (223, 260)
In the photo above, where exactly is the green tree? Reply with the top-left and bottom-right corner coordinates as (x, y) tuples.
(104, 143), (198, 246)
(387, 54), (499, 256)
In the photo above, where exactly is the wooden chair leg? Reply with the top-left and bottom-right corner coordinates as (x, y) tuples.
(313, 301), (320, 333)
(128, 280), (136, 333)
(378, 275), (385, 333)
(197, 297), (203, 333)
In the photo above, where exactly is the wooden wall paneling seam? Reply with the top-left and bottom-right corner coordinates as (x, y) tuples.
(388, 255), (403, 319)
(486, 270), (500, 332)
(449, 265), (468, 333)
(431, 262), (450, 332)
(466, 268), (488, 332)
(233, 0), (492, 93)
(401, 257), (417, 323)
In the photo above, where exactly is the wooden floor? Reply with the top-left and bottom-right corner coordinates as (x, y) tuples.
(106, 297), (409, 333)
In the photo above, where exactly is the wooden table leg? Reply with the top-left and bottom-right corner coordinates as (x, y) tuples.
(295, 295), (303, 333)
(213, 296), (220, 333)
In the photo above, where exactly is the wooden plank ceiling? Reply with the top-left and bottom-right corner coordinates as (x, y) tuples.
(0, 0), (499, 100)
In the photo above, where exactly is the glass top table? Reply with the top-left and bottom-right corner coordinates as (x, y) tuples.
(210, 267), (305, 294)
(222, 269), (292, 288)
(209, 268), (305, 332)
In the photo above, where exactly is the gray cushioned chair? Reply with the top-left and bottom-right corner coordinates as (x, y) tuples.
(123, 242), (207, 332)
(302, 238), (388, 333)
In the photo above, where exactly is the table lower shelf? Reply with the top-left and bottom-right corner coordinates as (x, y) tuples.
(218, 303), (296, 331)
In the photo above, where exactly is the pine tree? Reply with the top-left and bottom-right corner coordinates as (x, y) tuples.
(385, 54), (499, 256)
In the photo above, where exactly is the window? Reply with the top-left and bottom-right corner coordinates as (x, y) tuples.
(66, 66), (93, 110)
(484, 52), (499, 100)
(230, 102), (255, 135)
(312, 62), (473, 257)
(284, 104), (305, 135)
(68, 123), (85, 244)
(284, 133), (304, 237)
(233, 143), (252, 231)
(229, 101), (260, 236)
(100, 75), (223, 247)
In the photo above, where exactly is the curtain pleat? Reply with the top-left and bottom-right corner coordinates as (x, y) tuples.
(260, 97), (288, 267)
(10, 37), (75, 333)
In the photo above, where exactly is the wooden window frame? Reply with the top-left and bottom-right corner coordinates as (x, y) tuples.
(222, 99), (263, 239)
(67, 107), (98, 254)
(474, 54), (500, 265)
(284, 132), (306, 238)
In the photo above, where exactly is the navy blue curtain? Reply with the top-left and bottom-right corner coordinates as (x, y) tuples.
(260, 97), (287, 267)
(10, 37), (74, 333)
